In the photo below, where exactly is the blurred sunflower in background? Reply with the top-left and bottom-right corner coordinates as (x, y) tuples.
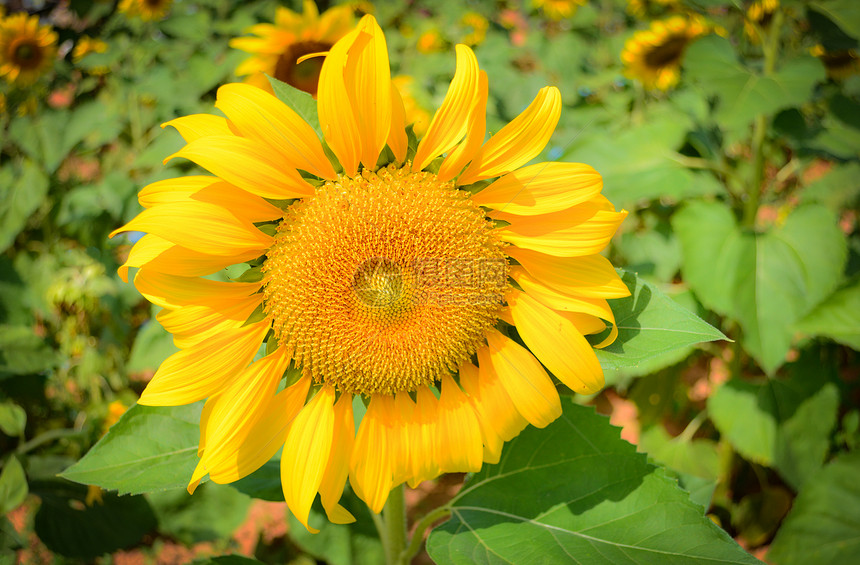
(626, 0), (678, 19)
(621, 14), (710, 90)
(231, 0), (354, 96)
(460, 12), (489, 47)
(72, 36), (108, 63)
(391, 75), (431, 136)
(533, 0), (588, 21)
(744, 0), (779, 42)
(112, 15), (627, 531)
(811, 44), (860, 80)
(118, 0), (174, 22)
(416, 27), (445, 53)
(0, 12), (57, 86)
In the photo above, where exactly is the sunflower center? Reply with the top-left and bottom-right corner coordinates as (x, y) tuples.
(262, 164), (508, 396)
(274, 40), (331, 96)
(643, 35), (689, 68)
(12, 40), (42, 69)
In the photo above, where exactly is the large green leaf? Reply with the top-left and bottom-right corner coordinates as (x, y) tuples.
(767, 452), (860, 565)
(0, 456), (27, 516)
(0, 402), (26, 437)
(427, 400), (761, 564)
(795, 279), (860, 350)
(809, 0), (860, 39)
(595, 271), (727, 374)
(148, 482), (251, 544)
(684, 36), (825, 139)
(31, 479), (156, 559)
(674, 202), (846, 373)
(61, 402), (203, 495)
(0, 160), (49, 254)
(707, 357), (839, 490)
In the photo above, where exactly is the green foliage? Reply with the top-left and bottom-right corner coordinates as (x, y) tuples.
(0, 457), (28, 516)
(149, 482), (252, 544)
(427, 399), (761, 565)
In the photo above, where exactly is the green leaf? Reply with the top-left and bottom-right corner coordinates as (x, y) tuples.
(674, 202), (846, 373)
(148, 482), (251, 545)
(427, 399), (761, 564)
(795, 279), (860, 349)
(809, 0), (860, 39)
(191, 556), (266, 565)
(61, 402), (203, 495)
(707, 359), (839, 489)
(767, 452), (860, 565)
(595, 271), (727, 374)
(288, 491), (384, 565)
(127, 316), (180, 375)
(800, 162), (860, 211)
(0, 402), (26, 437)
(0, 456), (28, 515)
(684, 36), (825, 139)
(0, 160), (49, 254)
(232, 459), (283, 502)
(0, 325), (59, 378)
(268, 76), (323, 139)
(32, 479), (156, 559)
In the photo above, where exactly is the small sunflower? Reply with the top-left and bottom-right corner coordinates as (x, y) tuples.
(811, 44), (860, 80)
(460, 12), (489, 47)
(626, 0), (678, 19)
(72, 36), (108, 63)
(533, 0), (588, 21)
(118, 0), (173, 22)
(621, 15), (709, 91)
(416, 28), (446, 53)
(744, 0), (778, 43)
(112, 15), (628, 531)
(0, 13), (57, 86)
(231, 0), (354, 96)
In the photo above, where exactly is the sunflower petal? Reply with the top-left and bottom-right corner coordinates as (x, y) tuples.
(437, 70), (488, 183)
(507, 289), (605, 395)
(437, 374), (483, 473)
(139, 320), (270, 406)
(133, 271), (261, 311)
(349, 16), (392, 169)
(458, 86), (562, 185)
(472, 162), (603, 215)
(458, 362), (505, 464)
(215, 83), (335, 179)
(157, 295), (262, 349)
(349, 395), (394, 514)
(318, 27), (363, 176)
(120, 235), (261, 282)
(510, 266), (616, 324)
(506, 246), (630, 299)
(318, 393), (356, 525)
(387, 82), (408, 163)
(413, 45), (480, 172)
(140, 177), (283, 223)
(470, 351), (529, 442)
(408, 387), (440, 487)
(162, 114), (234, 143)
(484, 329), (561, 428)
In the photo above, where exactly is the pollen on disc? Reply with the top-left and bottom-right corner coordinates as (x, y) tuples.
(262, 164), (508, 395)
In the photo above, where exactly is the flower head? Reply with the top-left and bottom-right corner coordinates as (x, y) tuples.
(112, 15), (628, 531)
(533, 0), (588, 21)
(744, 0), (779, 43)
(0, 12), (57, 86)
(118, 0), (173, 22)
(230, 0), (354, 96)
(621, 14), (710, 91)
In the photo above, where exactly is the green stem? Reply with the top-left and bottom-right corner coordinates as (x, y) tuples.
(16, 428), (85, 456)
(401, 505), (452, 564)
(381, 484), (407, 565)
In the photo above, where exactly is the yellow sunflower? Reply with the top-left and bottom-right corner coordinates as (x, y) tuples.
(621, 15), (710, 91)
(72, 36), (108, 63)
(811, 45), (860, 80)
(460, 12), (489, 47)
(416, 28), (446, 54)
(118, 0), (173, 22)
(0, 13), (57, 86)
(111, 15), (628, 531)
(230, 0), (354, 96)
(744, 0), (778, 43)
(533, 0), (588, 21)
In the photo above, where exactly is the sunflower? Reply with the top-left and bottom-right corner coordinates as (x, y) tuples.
(532, 0), (588, 21)
(460, 12), (489, 47)
(621, 15), (709, 91)
(416, 28), (446, 53)
(112, 15), (628, 531)
(626, 0), (678, 19)
(744, 0), (778, 43)
(118, 0), (173, 22)
(72, 36), (108, 63)
(811, 45), (860, 80)
(230, 0), (354, 96)
(0, 13), (57, 86)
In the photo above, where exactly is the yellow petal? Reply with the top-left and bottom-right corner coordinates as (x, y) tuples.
(120, 235), (261, 282)
(470, 351), (529, 441)
(194, 347), (291, 484)
(484, 329), (561, 428)
(457, 363), (504, 464)
(133, 270), (260, 310)
(156, 295), (262, 349)
(207, 376), (311, 484)
(318, 27), (363, 176)
(349, 16), (392, 169)
(140, 177), (283, 223)
(349, 394), (394, 514)
(496, 204), (628, 257)
(165, 135), (314, 200)
(472, 162), (603, 215)
(507, 289), (605, 395)
(282, 385), (336, 533)
(318, 393), (357, 525)
(139, 320), (269, 406)
(390, 392), (414, 488)
(408, 387), (440, 487)
(458, 86), (562, 185)
(215, 83), (336, 179)
(162, 114), (234, 143)
(387, 82), (408, 163)
(413, 45), (480, 172)
(110, 201), (272, 256)
(437, 374), (483, 473)
(506, 246), (630, 299)
(437, 70), (488, 183)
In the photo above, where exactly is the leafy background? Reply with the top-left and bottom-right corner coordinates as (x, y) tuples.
(1, 0), (858, 564)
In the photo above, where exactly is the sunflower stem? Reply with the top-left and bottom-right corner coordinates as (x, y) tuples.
(401, 505), (452, 563)
(381, 483), (407, 565)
